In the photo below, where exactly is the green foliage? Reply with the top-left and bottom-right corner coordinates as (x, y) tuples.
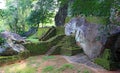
(98, 0), (114, 16)
(71, 0), (114, 17)
(26, 0), (56, 26)
(86, 16), (108, 25)
(0, 37), (5, 45)
(94, 49), (112, 70)
(71, 0), (97, 16)
(114, 1), (120, 11)
(1, 0), (33, 34)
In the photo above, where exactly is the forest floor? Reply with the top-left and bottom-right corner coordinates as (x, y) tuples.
(0, 55), (119, 73)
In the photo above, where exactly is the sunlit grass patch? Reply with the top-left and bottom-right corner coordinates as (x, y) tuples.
(42, 65), (55, 73)
(16, 67), (36, 73)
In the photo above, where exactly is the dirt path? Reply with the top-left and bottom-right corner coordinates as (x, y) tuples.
(0, 55), (119, 73)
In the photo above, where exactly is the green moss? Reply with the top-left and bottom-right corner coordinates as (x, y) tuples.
(26, 38), (39, 43)
(94, 58), (110, 70)
(61, 48), (82, 56)
(56, 26), (65, 35)
(0, 50), (30, 66)
(86, 16), (107, 25)
(58, 36), (82, 56)
(28, 27), (49, 39)
(51, 45), (61, 55)
(39, 27), (56, 41)
(23, 35), (65, 56)
(94, 49), (116, 70)
(65, 16), (107, 25)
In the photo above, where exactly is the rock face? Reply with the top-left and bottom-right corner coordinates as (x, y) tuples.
(0, 31), (25, 43)
(104, 32), (120, 62)
(0, 31), (26, 56)
(65, 17), (120, 59)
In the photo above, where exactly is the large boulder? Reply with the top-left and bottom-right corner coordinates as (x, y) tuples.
(0, 31), (27, 56)
(0, 31), (25, 44)
(0, 39), (26, 56)
(65, 16), (120, 59)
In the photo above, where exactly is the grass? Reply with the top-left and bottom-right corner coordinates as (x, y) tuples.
(57, 63), (74, 71)
(42, 66), (55, 73)
(83, 69), (90, 73)
(42, 56), (55, 61)
(15, 67), (36, 73)
(26, 38), (39, 43)
(42, 64), (75, 73)
(0, 55), (92, 73)
(25, 27), (49, 43)
(5, 66), (36, 73)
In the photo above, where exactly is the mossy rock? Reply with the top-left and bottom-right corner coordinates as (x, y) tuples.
(61, 48), (83, 56)
(0, 50), (30, 66)
(94, 49), (119, 70)
(23, 35), (65, 56)
(39, 26), (56, 41)
(56, 26), (65, 35)
(51, 45), (61, 55)
(57, 36), (82, 56)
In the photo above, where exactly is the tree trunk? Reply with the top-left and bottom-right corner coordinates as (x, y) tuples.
(54, 1), (69, 26)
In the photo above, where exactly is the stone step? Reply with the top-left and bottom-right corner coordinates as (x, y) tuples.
(63, 53), (103, 69)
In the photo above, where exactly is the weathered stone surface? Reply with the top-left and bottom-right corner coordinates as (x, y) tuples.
(65, 17), (120, 59)
(0, 31), (27, 56)
(0, 31), (25, 43)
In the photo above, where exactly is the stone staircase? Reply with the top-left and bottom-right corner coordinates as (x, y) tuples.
(45, 45), (60, 55)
